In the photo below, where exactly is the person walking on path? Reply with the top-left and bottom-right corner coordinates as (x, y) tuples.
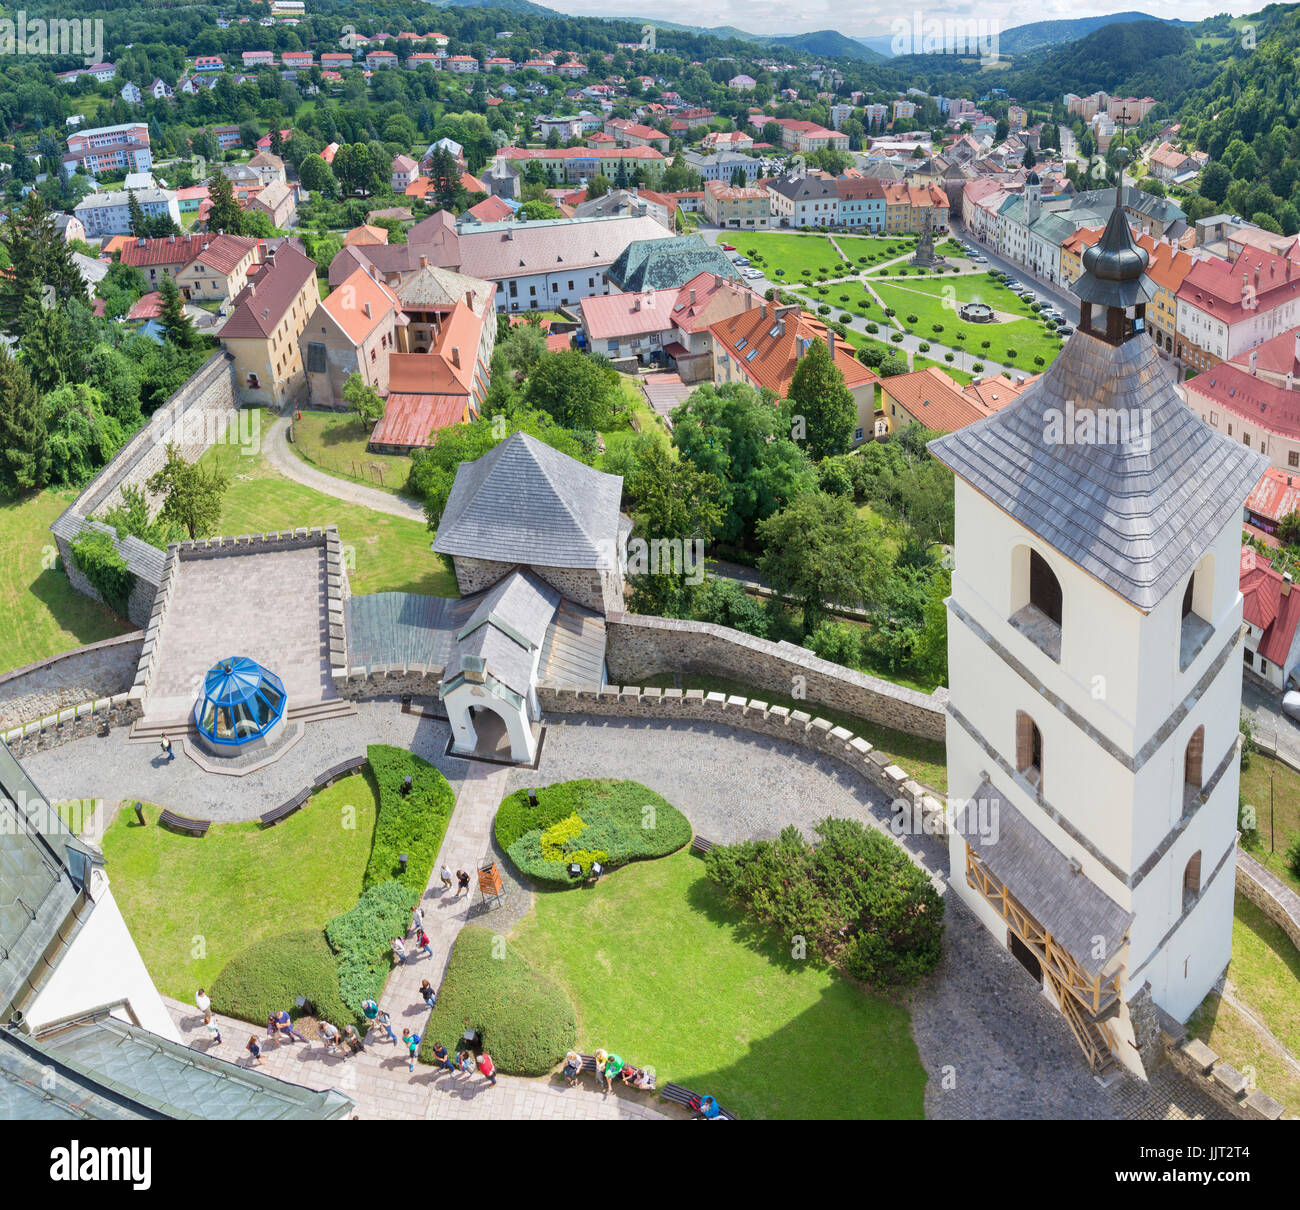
(160, 735), (174, 762)
(343, 1025), (366, 1057)
(375, 1008), (397, 1044)
(416, 928), (434, 961)
(411, 904), (424, 936)
(419, 979), (437, 1008)
(476, 1051), (497, 1087)
(402, 1029), (421, 1073)
(246, 1036), (264, 1066)
(319, 1022), (343, 1055)
(391, 936), (408, 966)
(204, 1013), (222, 1047)
(440, 864), (453, 891)
(195, 988), (211, 1016)
(455, 869), (471, 898)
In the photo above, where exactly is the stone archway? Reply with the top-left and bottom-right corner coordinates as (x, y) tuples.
(445, 687), (535, 764)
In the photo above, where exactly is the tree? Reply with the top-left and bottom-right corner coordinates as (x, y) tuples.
(343, 372), (385, 431)
(103, 484), (182, 549)
(0, 191), (87, 337)
(788, 337), (855, 460)
(1198, 160), (1230, 204)
(157, 275), (196, 349)
(298, 153), (335, 198)
(0, 347), (48, 496)
(585, 173), (613, 200)
(729, 165), (748, 187)
(146, 443), (230, 539)
(1021, 146), (1036, 170)
(518, 198), (562, 220)
(756, 492), (887, 624)
(206, 169), (244, 235)
(523, 350), (619, 429)
(127, 189), (148, 237)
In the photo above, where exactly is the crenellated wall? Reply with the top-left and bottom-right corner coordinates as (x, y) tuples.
(0, 633), (144, 732)
(603, 612), (949, 742)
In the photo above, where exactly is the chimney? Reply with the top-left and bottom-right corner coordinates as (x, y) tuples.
(1284, 573), (1293, 597)
(507, 227), (514, 240)
(1250, 349), (1258, 375)
(451, 346), (460, 367)
(775, 320), (785, 338)
(633, 297), (641, 311)
(247, 283), (256, 297)
(827, 330), (836, 359)
(760, 303), (767, 320)
(971, 376), (983, 386)
(363, 301), (371, 318)
(1288, 371), (1295, 391)
(419, 256), (428, 269)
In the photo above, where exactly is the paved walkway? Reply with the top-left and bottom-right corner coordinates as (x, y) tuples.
(263, 413), (426, 522)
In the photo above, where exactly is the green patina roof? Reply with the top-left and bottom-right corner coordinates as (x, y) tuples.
(607, 234), (739, 293)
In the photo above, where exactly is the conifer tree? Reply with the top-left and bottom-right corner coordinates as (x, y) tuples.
(0, 347), (48, 496)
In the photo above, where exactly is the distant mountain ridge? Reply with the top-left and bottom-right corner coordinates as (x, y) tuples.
(856, 10), (1186, 57)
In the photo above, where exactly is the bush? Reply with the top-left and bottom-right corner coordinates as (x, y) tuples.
(839, 312), (852, 323)
(211, 929), (354, 1029)
(931, 323), (943, 334)
(326, 878), (414, 1014)
(419, 926), (575, 1075)
(705, 818), (944, 989)
(905, 314), (918, 325)
(866, 323), (878, 334)
(1033, 355), (1045, 367)
(838, 294), (850, 303)
(1005, 348), (1017, 359)
(944, 353), (954, 363)
(71, 529), (133, 614)
(918, 342), (930, 353)
(972, 362), (984, 372)
(495, 778), (691, 884)
(890, 332), (904, 343)
(364, 745), (455, 894)
(817, 304), (830, 315)
(1287, 833), (1300, 879)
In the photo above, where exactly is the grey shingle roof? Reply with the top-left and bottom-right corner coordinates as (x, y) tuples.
(606, 234), (739, 292)
(433, 432), (624, 570)
(929, 328), (1268, 612)
(955, 779), (1133, 976)
(9, 1013), (352, 1119)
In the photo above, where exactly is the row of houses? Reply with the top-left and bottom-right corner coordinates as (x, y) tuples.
(767, 174), (950, 232)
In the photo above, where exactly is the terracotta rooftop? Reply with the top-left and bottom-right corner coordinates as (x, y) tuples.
(1245, 465), (1300, 525)
(881, 366), (1035, 434)
(321, 268), (401, 345)
(1186, 361), (1300, 440)
(221, 244), (316, 338)
(1179, 247), (1300, 324)
(1240, 545), (1300, 666)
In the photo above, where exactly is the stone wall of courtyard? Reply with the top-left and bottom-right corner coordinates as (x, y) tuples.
(603, 612), (949, 742)
(0, 633), (144, 731)
(2, 694), (143, 760)
(1234, 850), (1300, 957)
(51, 352), (242, 629)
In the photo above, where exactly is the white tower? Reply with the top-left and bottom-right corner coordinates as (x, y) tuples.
(929, 165), (1267, 1079)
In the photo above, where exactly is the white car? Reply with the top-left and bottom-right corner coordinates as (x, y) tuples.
(742, 267), (764, 279)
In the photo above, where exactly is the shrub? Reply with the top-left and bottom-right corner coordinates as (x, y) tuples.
(818, 304), (830, 315)
(1033, 355), (1045, 367)
(838, 294), (850, 303)
(931, 323), (943, 334)
(981, 340), (991, 350)
(774, 269), (785, 276)
(944, 352), (954, 363)
(800, 268), (811, 276)
(890, 332), (904, 343)
(839, 312), (852, 324)
(420, 926), (575, 1075)
(1005, 348), (1017, 359)
(1286, 833), (1300, 879)
(495, 778), (691, 884)
(364, 745), (455, 894)
(326, 878), (414, 1014)
(71, 530), (133, 614)
(866, 323), (878, 334)
(705, 818), (944, 990)
(918, 341), (930, 353)
(972, 362), (984, 372)
(211, 929), (354, 1028)
(905, 314), (918, 325)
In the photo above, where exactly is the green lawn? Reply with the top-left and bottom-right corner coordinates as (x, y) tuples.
(290, 410), (415, 498)
(0, 489), (135, 673)
(598, 375), (673, 469)
(913, 356), (976, 384)
(1186, 895), (1300, 1116)
(512, 849), (926, 1119)
(635, 670), (947, 791)
(1239, 753), (1300, 894)
(834, 234), (917, 271)
(202, 411), (458, 597)
(102, 776), (378, 998)
(739, 231), (847, 281)
(871, 279), (1063, 369)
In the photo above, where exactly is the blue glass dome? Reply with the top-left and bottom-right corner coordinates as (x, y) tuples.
(194, 657), (286, 747)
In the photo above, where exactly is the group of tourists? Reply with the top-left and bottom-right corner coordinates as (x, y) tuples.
(562, 1048), (657, 1094)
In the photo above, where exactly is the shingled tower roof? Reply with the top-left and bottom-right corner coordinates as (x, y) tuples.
(433, 432), (624, 570)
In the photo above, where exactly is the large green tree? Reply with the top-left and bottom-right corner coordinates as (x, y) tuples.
(146, 443), (230, 539)
(205, 169), (244, 235)
(157, 275), (196, 349)
(522, 350), (620, 430)
(0, 347), (48, 496)
(0, 192), (87, 338)
(788, 337), (856, 461)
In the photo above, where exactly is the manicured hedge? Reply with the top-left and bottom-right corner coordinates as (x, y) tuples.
(364, 744), (455, 895)
(211, 930), (354, 1029)
(326, 878), (414, 1015)
(418, 926), (576, 1075)
(495, 778), (690, 885)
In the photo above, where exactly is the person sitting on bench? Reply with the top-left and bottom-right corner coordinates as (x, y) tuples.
(693, 1094), (722, 1120)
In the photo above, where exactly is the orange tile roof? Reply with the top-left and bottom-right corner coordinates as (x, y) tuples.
(880, 366), (1034, 433)
(343, 224), (389, 247)
(321, 268), (400, 345)
(371, 393), (469, 449)
(709, 304), (876, 397)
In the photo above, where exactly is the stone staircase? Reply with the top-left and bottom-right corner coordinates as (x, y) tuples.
(128, 697), (356, 743)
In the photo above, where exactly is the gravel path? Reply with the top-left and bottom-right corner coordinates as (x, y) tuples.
(263, 413), (426, 522)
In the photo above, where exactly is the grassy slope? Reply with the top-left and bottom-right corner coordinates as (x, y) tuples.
(201, 410), (458, 597)
(1239, 753), (1300, 894)
(289, 411), (415, 499)
(513, 849), (926, 1120)
(102, 775), (378, 998)
(0, 490), (135, 671)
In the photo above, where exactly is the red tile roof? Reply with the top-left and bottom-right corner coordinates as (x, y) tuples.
(1240, 545), (1300, 665)
(1179, 247), (1300, 325)
(127, 292), (162, 320)
(465, 195), (514, 223)
(1245, 466), (1300, 525)
(1230, 326), (1300, 378)
(1186, 362), (1300, 440)
(322, 268), (400, 345)
(880, 366), (1034, 433)
(709, 304), (876, 397)
(221, 244), (316, 338)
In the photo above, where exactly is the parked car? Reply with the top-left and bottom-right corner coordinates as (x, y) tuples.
(732, 255), (750, 266)
(719, 243), (736, 252)
(742, 267), (764, 279)
(1059, 325), (1074, 336)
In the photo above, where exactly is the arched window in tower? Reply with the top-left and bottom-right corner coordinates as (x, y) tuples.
(1015, 710), (1043, 793)
(1183, 851), (1202, 909)
(1184, 726), (1204, 792)
(1029, 550), (1062, 626)
(1179, 555), (1215, 671)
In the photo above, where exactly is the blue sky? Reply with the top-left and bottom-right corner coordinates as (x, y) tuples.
(541, 0), (1256, 39)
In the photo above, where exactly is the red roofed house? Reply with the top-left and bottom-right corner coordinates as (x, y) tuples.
(118, 233), (260, 304)
(709, 301), (879, 445)
(366, 50), (399, 70)
(878, 365), (1037, 437)
(1239, 546), (1300, 688)
(578, 271), (758, 380)
(1184, 327), (1300, 469)
(302, 267), (403, 406)
(1243, 465), (1300, 543)
(126, 292), (163, 321)
(391, 154), (419, 192)
(255, 128), (293, 150)
(1175, 247), (1300, 374)
(321, 53), (353, 72)
(219, 243), (319, 406)
(462, 194), (514, 225)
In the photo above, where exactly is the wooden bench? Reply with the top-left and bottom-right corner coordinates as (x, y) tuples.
(313, 755), (367, 792)
(660, 1082), (737, 1119)
(260, 787), (310, 828)
(577, 1053), (657, 1090)
(158, 809), (211, 837)
(691, 835), (716, 856)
